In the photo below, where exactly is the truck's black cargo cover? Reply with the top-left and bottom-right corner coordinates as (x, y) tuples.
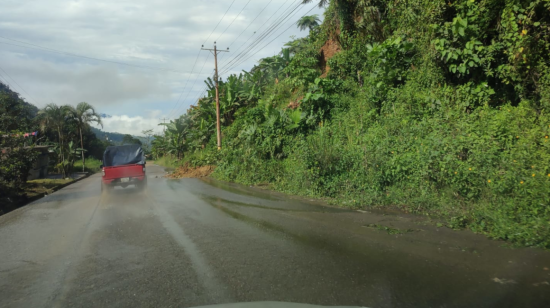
(103, 145), (145, 167)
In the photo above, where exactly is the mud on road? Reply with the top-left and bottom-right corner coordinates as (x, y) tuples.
(165, 163), (215, 179)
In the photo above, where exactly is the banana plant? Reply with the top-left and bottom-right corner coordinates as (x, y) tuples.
(285, 108), (304, 130)
(45, 141), (85, 177)
(159, 117), (189, 159)
(64, 141), (86, 176)
(188, 118), (215, 150)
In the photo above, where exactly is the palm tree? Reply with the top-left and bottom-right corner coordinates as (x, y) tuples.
(284, 38), (308, 55)
(301, 0), (355, 32)
(38, 104), (73, 177)
(69, 102), (102, 172)
(296, 14), (321, 31)
(301, 0), (329, 7)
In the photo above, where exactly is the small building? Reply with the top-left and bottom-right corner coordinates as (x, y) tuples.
(27, 146), (50, 180)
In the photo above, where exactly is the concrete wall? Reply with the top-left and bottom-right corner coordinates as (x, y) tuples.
(27, 147), (50, 181)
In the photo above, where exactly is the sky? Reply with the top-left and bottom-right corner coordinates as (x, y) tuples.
(0, 0), (324, 136)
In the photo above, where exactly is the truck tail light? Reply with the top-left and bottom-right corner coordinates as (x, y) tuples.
(143, 166), (146, 173)
(102, 169), (105, 177)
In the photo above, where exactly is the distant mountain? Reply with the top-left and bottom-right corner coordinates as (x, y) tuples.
(90, 127), (151, 146)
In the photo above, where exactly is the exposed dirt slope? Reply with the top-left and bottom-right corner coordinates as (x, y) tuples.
(319, 38), (341, 77)
(166, 163), (215, 179)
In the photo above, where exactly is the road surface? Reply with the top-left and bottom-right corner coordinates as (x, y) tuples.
(1, 164), (549, 308)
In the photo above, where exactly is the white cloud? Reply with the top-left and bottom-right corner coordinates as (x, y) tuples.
(1, 0), (324, 128)
(95, 110), (165, 136)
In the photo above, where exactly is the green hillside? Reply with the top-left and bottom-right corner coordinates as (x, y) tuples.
(91, 127), (150, 146)
(153, 0), (550, 248)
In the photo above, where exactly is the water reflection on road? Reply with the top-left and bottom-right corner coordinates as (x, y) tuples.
(0, 165), (548, 308)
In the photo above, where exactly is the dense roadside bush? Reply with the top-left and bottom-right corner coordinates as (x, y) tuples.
(1, 81), (109, 216)
(0, 134), (38, 190)
(161, 0), (550, 248)
(1, 85), (39, 194)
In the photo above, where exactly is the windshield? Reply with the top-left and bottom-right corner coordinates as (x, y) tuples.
(1, 1), (549, 308)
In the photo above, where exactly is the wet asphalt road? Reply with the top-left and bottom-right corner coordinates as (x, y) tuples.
(1, 164), (550, 308)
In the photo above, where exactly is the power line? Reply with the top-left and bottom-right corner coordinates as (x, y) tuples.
(167, 0), (240, 119)
(168, 55), (211, 118)
(0, 71), (11, 87)
(175, 85), (207, 119)
(228, 2), (313, 73)
(229, 5), (317, 72)
(220, 2), (305, 74)
(224, 2), (303, 70)
(0, 36), (188, 74)
(193, 87), (209, 105)
(216, 0), (276, 65)
(218, 0), (295, 69)
(225, 0), (275, 50)
(203, 0), (238, 45)
(185, 3), (314, 121)
(227, 4), (315, 71)
(170, 54), (212, 117)
(0, 64), (40, 105)
(165, 49), (203, 118)
(215, 0), (253, 42)
(219, 1), (301, 73)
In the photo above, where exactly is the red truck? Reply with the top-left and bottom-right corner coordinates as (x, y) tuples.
(101, 144), (147, 192)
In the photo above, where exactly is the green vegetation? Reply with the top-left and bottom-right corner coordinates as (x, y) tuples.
(157, 0), (550, 248)
(73, 157), (102, 173)
(121, 134), (143, 148)
(91, 127), (150, 147)
(1, 82), (109, 214)
(0, 178), (73, 215)
(154, 156), (180, 169)
(38, 103), (107, 177)
(296, 14), (321, 31)
(27, 178), (72, 187)
(1, 83), (39, 191)
(71, 102), (103, 172)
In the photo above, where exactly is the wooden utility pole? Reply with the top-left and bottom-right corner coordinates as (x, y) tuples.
(161, 117), (167, 134)
(202, 42), (228, 150)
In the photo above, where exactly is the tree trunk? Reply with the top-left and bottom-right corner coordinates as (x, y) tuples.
(58, 128), (65, 178)
(80, 127), (85, 172)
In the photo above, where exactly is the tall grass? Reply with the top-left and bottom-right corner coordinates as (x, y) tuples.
(153, 156), (180, 169)
(73, 157), (102, 173)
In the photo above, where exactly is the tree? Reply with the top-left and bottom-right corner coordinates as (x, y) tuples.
(159, 118), (188, 159)
(38, 104), (72, 177)
(296, 14), (321, 31)
(284, 37), (308, 55)
(301, 0), (328, 7)
(122, 134), (142, 145)
(142, 129), (154, 156)
(69, 102), (102, 172)
(0, 82), (38, 132)
(0, 135), (38, 193)
(301, 0), (355, 32)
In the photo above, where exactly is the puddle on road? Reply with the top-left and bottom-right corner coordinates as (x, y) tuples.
(200, 177), (282, 201)
(202, 196), (550, 307)
(200, 196), (303, 212)
(199, 195), (347, 213)
(141, 171), (550, 307)
(197, 178), (353, 213)
(203, 197), (351, 255)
